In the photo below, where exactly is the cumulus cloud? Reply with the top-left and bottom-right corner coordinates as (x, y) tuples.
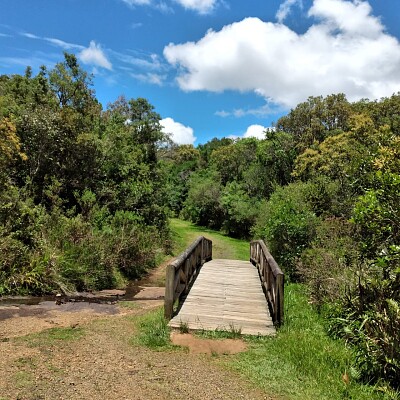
(173, 0), (219, 14)
(79, 41), (112, 70)
(164, 0), (400, 108)
(243, 125), (267, 139)
(161, 117), (196, 144)
(276, 0), (303, 23)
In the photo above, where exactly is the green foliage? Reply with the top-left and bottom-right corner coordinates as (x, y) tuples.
(255, 131), (297, 195)
(162, 144), (200, 214)
(276, 93), (352, 152)
(253, 182), (319, 280)
(220, 181), (260, 238)
(210, 137), (258, 185)
(135, 307), (173, 350)
(352, 172), (400, 256)
(181, 170), (224, 229)
(197, 136), (233, 166)
(170, 218), (249, 261)
(296, 218), (360, 308)
(232, 284), (390, 400)
(328, 246), (400, 388)
(0, 54), (170, 296)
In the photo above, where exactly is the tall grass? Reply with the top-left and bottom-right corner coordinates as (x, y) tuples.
(134, 308), (174, 350)
(229, 284), (397, 400)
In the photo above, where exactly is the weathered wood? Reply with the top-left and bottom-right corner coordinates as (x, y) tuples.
(164, 236), (212, 319)
(250, 240), (284, 326)
(169, 259), (276, 336)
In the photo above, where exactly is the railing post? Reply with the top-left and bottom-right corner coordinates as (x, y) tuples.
(164, 236), (212, 320)
(250, 239), (284, 326)
(276, 273), (284, 326)
(164, 264), (175, 319)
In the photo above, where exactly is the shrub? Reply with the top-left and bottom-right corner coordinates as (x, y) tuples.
(181, 170), (224, 229)
(296, 218), (360, 308)
(253, 182), (319, 280)
(328, 246), (400, 389)
(220, 181), (260, 238)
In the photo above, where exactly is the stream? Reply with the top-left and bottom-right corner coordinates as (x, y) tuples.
(0, 277), (165, 321)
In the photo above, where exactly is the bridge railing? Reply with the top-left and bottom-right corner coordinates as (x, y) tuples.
(164, 236), (212, 319)
(250, 240), (284, 326)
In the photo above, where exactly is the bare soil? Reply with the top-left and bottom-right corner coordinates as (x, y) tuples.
(0, 268), (274, 400)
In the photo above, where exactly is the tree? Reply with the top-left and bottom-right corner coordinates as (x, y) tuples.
(277, 94), (352, 152)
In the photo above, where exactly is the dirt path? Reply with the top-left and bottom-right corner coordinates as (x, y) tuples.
(0, 298), (273, 400)
(0, 233), (275, 400)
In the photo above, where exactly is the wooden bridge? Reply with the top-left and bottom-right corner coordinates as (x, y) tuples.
(164, 237), (284, 336)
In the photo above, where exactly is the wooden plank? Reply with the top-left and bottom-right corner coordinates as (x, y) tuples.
(169, 259), (275, 336)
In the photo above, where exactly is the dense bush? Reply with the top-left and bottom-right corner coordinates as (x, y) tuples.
(253, 182), (319, 280)
(220, 181), (260, 238)
(0, 54), (170, 295)
(296, 218), (360, 308)
(181, 170), (224, 229)
(328, 246), (400, 387)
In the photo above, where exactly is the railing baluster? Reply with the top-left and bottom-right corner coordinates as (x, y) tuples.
(250, 240), (284, 326)
(164, 236), (212, 320)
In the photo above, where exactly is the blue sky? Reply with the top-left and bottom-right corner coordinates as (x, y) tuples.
(1, 0), (400, 145)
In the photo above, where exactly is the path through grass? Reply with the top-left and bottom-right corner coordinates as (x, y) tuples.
(170, 218), (249, 260)
(167, 219), (398, 400)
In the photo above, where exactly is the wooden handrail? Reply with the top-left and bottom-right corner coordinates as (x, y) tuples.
(250, 240), (284, 326)
(164, 236), (212, 319)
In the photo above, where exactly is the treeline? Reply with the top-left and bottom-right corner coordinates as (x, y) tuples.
(165, 93), (400, 389)
(1, 53), (399, 389)
(0, 53), (171, 295)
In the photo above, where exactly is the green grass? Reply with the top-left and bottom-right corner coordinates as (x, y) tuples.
(228, 284), (397, 400)
(150, 220), (399, 399)
(119, 300), (141, 310)
(17, 326), (84, 348)
(170, 218), (249, 260)
(134, 307), (177, 351)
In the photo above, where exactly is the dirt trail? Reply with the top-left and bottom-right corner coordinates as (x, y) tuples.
(0, 260), (273, 400)
(0, 300), (272, 400)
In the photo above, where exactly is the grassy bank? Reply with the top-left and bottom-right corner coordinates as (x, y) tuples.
(229, 284), (397, 400)
(170, 218), (249, 260)
(165, 219), (398, 400)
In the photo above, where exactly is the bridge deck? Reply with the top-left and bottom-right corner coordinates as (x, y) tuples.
(169, 259), (276, 336)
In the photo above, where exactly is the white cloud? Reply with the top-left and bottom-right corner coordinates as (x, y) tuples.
(121, 0), (216, 13)
(21, 32), (40, 39)
(164, 0), (400, 108)
(161, 117), (196, 144)
(113, 51), (164, 70)
(44, 37), (84, 50)
(276, 0), (303, 23)
(21, 31), (85, 51)
(122, 0), (151, 6)
(215, 110), (230, 117)
(132, 72), (166, 85)
(243, 125), (267, 139)
(215, 103), (282, 118)
(173, 0), (218, 14)
(79, 41), (112, 70)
